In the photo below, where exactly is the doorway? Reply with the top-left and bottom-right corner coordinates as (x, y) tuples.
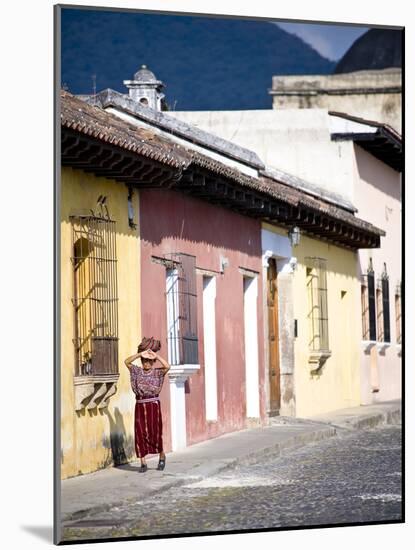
(267, 257), (281, 414)
(243, 275), (260, 418)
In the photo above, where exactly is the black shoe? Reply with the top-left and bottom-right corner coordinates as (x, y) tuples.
(157, 458), (166, 471)
(138, 464), (148, 473)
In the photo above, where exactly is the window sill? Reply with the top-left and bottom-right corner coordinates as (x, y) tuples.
(168, 364), (200, 383)
(74, 374), (120, 411)
(362, 340), (377, 354)
(308, 350), (331, 373)
(376, 342), (391, 355)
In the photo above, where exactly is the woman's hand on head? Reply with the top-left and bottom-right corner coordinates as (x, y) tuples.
(141, 349), (157, 360)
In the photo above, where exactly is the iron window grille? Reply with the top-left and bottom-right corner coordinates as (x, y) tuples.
(395, 282), (402, 345)
(306, 257), (329, 352)
(381, 269), (391, 344)
(70, 212), (119, 377)
(361, 282), (369, 340)
(361, 266), (377, 341)
(377, 264), (391, 344)
(165, 252), (198, 366)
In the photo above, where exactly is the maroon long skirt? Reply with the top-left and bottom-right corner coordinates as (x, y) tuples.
(134, 400), (163, 458)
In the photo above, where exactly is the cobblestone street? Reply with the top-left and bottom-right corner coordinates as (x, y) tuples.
(62, 425), (402, 542)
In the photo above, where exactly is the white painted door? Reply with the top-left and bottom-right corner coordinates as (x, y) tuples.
(203, 276), (218, 421)
(243, 276), (260, 418)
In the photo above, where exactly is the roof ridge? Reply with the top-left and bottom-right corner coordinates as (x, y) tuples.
(80, 88), (265, 171)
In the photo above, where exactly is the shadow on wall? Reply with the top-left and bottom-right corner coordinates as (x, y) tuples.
(101, 407), (135, 468)
(355, 144), (401, 202)
(60, 407), (136, 475)
(139, 188), (262, 256)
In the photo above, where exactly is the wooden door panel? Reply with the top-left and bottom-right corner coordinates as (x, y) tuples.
(267, 258), (280, 412)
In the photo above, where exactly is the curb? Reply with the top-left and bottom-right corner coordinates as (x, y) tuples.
(323, 406), (401, 431)
(63, 474), (204, 523)
(62, 405), (401, 525)
(386, 408), (401, 425)
(237, 425), (337, 466)
(62, 424), (336, 524)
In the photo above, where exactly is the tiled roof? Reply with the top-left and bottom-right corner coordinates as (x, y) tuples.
(261, 166), (357, 213)
(61, 90), (385, 244)
(60, 90), (192, 170)
(189, 151), (384, 236)
(79, 88), (265, 170)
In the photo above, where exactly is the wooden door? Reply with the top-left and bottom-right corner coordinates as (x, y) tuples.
(267, 258), (281, 414)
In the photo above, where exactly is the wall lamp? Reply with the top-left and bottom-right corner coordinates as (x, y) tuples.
(288, 226), (301, 247)
(128, 187), (137, 229)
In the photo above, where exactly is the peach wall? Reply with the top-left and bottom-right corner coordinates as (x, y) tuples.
(353, 145), (402, 404)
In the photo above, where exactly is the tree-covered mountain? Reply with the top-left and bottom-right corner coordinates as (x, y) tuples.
(61, 8), (335, 111)
(334, 28), (402, 74)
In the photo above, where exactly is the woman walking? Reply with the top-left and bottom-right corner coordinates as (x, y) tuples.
(124, 337), (170, 473)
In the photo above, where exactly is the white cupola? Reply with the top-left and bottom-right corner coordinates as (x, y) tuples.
(123, 65), (165, 111)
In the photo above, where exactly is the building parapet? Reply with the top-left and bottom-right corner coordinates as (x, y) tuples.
(269, 69), (402, 97)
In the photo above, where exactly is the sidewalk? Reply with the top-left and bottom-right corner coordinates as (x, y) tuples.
(61, 399), (401, 524)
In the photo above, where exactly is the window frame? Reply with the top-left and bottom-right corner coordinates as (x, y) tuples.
(381, 274), (391, 344)
(362, 268), (377, 342)
(376, 285), (384, 343)
(165, 252), (199, 366)
(395, 283), (402, 345)
(306, 257), (330, 353)
(70, 213), (119, 377)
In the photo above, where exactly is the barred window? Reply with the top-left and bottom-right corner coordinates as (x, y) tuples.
(306, 257), (329, 352)
(361, 267), (377, 341)
(377, 264), (391, 344)
(165, 253), (198, 365)
(395, 283), (402, 345)
(166, 266), (180, 365)
(70, 213), (119, 376)
(367, 269), (377, 341)
(361, 283), (369, 340)
(382, 272), (391, 343)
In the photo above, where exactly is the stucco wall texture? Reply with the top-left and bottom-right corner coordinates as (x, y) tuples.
(353, 146), (402, 404)
(270, 70), (402, 133)
(170, 109), (356, 203)
(170, 108), (402, 410)
(139, 188), (266, 449)
(262, 223), (361, 418)
(60, 168), (141, 479)
(294, 236), (361, 417)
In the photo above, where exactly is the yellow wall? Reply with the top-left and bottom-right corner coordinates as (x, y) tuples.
(263, 223), (361, 417)
(61, 167), (141, 479)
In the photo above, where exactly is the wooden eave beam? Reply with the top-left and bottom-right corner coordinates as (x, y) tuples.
(61, 132), (179, 187)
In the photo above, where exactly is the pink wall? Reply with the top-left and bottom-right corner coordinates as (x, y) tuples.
(139, 188), (265, 451)
(353, 145), (402, 404)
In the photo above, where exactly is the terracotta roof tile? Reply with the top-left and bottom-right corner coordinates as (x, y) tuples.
(61, 90), (385, 240)
(60, 90), (192, 170)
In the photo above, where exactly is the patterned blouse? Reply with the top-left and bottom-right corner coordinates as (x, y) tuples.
(130, 364), (166, 399)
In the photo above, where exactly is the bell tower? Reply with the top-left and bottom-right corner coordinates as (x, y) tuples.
(123, 65), (165, 110)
